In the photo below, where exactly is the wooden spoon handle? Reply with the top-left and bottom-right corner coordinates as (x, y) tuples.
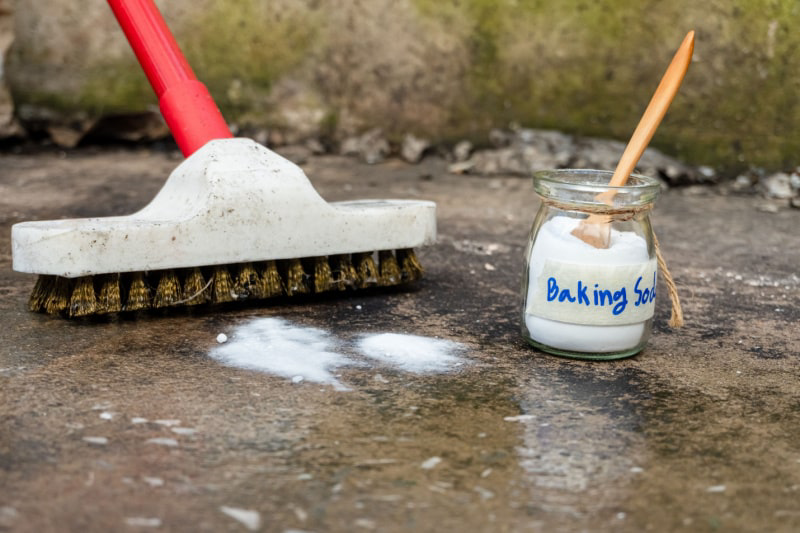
(608, 31), (695, 187)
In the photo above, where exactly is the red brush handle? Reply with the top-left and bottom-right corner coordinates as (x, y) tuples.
(107, 0), (232, 156)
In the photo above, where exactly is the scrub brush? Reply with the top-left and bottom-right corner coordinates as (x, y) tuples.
(11, 0), (436, 317)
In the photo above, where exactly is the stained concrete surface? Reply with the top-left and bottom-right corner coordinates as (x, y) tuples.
(0, 148), (798, 532)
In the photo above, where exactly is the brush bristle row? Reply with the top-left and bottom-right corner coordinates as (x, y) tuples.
(26, 249), (424, 317)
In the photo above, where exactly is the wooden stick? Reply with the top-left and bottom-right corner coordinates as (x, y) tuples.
(572, 31), (695, 248)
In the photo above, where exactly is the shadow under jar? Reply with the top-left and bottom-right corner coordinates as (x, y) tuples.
(521, 169), (662, 360)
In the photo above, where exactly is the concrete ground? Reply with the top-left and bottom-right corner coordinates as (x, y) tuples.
(0, 147), (798, 532)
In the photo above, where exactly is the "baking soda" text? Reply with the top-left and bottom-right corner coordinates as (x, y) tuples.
(546, 272), (657, 316)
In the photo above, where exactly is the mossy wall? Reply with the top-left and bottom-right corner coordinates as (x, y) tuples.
(6, 0), (800, 172)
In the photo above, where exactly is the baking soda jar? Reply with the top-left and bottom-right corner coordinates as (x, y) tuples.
(521, 169), (661, 360)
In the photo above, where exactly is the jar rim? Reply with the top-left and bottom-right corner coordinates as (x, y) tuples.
(533, 168), (661, 192)
(532, 168), (661, 208)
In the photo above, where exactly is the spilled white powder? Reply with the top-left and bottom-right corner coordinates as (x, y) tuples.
(210, 317), (352, 390)
(357, 333), (465, 373)
(208, 319), (469, 389)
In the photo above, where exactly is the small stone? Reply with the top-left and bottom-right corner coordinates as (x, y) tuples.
(306, 137), (327, 154)
(0, 507), (19, 528)
(448, 160), (475, 174)
(453, 140), (473, 162)
(488, 128), (512, 148)
(292, 375), (304, 384)
(142, 476), (164, 487)
(83, 436), (109, 445)
(219, 507), (261, 531)
(503, 414), (535, 422)
(762, 173), (794, 199)
(340, 128), (390, 165)
(99, 412), (114, 420)
(484, 263), (496, 271)
(421, 456), (442, 470)
(354, 518), (377, 529)
(698, 166), (716, 178)
(216, 333), (228, 344)
(756, 202), (780, 213)
(473, 486), (495, 500)
(154, 419), (181, 427)
(401, 133), (430, 163)
(124, 517), (162, 528)
(707, 484), (727, 493)
(146, 438), (178, 447)
(170, 427), (197, 436)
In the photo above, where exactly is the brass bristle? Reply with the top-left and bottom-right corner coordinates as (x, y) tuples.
(212, 266), (235, 303)
(125, 272), (151, 311)
(331, 255), (357, 291)
(182, 267), (211, 306)
(97, 274), (122, 314)
(44, 277), (72, 315)
(234, 263), (263, 299)
(29, 248), (424, 318)
(353, 252), (378, 288)
(29, 275), (56, 312)
(378, 250), (401, 286)
(284, 258), (309, 296)
(153, 270), (181, 308)
(261, 261), (283, 297)
(313, 256), (333, 293)
(397, 248), (424, 282)
(69, 276), (97, 317)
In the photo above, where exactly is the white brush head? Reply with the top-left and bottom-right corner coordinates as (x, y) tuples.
(12, 139), (437, 277)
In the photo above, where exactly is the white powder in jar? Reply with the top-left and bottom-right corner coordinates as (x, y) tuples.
(524, 216), (654, 354)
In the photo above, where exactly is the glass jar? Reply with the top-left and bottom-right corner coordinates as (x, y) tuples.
(521, 169), (661, 360)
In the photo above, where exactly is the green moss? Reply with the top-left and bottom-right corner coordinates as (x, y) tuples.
(413, 0), (800, 172)
(14, 60), (153, 116)
(178, 0), (321, 122)
(77, 62), (154, 114)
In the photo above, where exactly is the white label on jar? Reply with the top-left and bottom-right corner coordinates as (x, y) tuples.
(526, 258), (658, 326)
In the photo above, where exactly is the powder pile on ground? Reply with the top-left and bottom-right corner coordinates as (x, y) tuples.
(357, 333), (464, 373)
(210, 317), (352, 390)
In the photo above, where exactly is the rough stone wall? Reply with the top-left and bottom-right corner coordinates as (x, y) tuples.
(4, 0), (800, 172)
(0, 0), (21, 137)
